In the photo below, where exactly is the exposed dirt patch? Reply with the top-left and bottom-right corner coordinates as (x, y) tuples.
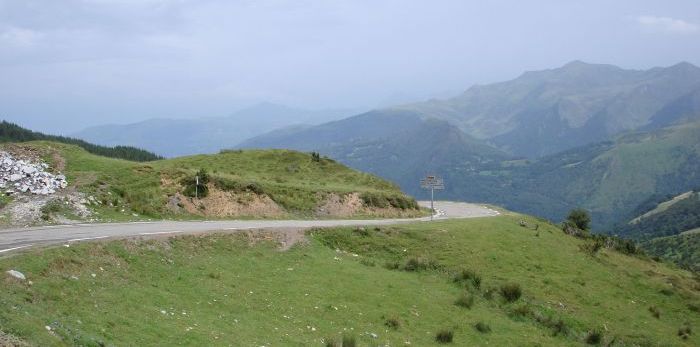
(241, 228), (307, 251)
(0, 329), (29, 347)
(315, 192), (423, 218)
(315, 192), (363, 217)
(175, 186), (285, 218)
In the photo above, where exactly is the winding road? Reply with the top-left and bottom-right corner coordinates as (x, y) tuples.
(0, 201), (499, 253)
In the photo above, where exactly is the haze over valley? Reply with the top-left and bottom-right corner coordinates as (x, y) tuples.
(1, 1), (700, 346)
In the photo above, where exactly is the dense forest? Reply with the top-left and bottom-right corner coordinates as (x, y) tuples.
(0, 121), (162, 162)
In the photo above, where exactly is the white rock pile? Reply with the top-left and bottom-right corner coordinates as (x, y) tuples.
(0, 151), (67, 195)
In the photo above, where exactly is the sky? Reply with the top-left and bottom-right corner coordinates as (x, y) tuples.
(1, 0), (699, 134)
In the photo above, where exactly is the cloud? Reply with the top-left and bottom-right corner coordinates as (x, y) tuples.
(0, 26), (44, 47)
(635, 15), (699, 34)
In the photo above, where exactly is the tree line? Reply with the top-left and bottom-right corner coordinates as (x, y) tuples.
(0, 120), (162, 162)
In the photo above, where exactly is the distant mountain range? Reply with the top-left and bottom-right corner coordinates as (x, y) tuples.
(72, 103), (360, 157)
(394, 61), (700, 157)
(239, 61), (700, 230)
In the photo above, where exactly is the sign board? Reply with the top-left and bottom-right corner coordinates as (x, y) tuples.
(420, 175), (444, 190)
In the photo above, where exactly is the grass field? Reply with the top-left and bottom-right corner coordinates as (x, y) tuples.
(2, 141), (420, 222)
(1, 214), (698, 346)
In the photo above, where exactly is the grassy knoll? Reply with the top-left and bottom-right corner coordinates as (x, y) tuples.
(1, 214), (698, 346)
(2, 141), (420, 221)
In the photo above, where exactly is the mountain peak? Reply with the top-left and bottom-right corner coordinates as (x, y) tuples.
(666, 61), (700, 73)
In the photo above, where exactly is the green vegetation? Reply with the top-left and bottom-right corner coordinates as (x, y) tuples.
(0, 120), (162, 162)
(642, 233), (700, 272)
(3, 215), (695, 345)
(566, 208), (591, 232)
(619, 191), (700, 240)
(0, 141), (419, 221)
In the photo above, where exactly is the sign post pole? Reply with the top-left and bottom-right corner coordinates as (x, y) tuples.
(195, 175), (199, 199)
(420, 175), (444, 221)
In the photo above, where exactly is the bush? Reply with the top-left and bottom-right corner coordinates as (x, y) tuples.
(384, 316), (400, 330)
(341, 335), (356, 347)
(181, 168), (210, 198)
(454, 293), (474, 309)
(649, 305), (661, 319)
(678, 323), (692, 339)
(474, 321), (491, 333)
(584, 329), (602, 345)
(579, 240), (604, 255)
(453, 269), (482, 289)
(483, 288), (496, 300)
(402, 257), (439, 272)
(435, 329), (454, 343)
(499, 283), (522, 302)
(566, 208), (591, 231)
(359, 191), (418, 210)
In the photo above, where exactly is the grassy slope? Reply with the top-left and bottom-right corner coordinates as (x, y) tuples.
(630, 191), (694, 224)
(642, 233), (700, 272)
(1, 214), (698, 346)
(6, 141), (417, 220)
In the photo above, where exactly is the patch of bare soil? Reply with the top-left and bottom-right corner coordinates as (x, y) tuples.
(174, 185), (285, 218)
(315, 192), (363, 217)
(315, 192), (423, 218)
(0, 330), (29, 347)
(241, 228), (307, 251)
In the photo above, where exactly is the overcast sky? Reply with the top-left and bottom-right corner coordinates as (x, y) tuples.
(1, 0), (699, 134)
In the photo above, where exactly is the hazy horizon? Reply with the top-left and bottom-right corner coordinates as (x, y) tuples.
(1, 0), (699, 134)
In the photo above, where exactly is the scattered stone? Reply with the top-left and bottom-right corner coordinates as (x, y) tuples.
(0, 152), (67, 196)
(6, 270), (26, 280)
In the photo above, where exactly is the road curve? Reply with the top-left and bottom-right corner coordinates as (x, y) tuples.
(0, 201), (499, 253)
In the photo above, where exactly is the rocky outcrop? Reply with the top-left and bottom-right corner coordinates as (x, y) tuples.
(0, 151), (67, 195)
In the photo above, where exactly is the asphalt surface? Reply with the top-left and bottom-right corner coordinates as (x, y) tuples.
(0, 201), (499, 253)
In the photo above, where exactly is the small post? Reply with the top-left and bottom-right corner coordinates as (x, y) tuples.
(420, 175), (444, 221)
(195, 175), (199, 199)
(431, 187), (434, 221)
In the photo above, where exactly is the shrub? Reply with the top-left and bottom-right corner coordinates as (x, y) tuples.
(435, 329), (454, 343)
(579, 240), (604, 255)
(499, 283), (522, 302)
(474, 321), (491, 333)
(181, 168), (210, 198)
(551, 319), (568, 336)
(649, 305), (661, 319)
(566, 208), (591, 231)
(511, 304), (531, 318)
(454, 293), (474, 309)
(402, 257), (439, 272)
(584, 329), (602, 345)
(311, 151), (321, 162)
(483, 288), (496, 300)
(384, 261), (400, 270)
(384, 316), (400, 330)
(359, 258), (375, 267)
(678, 323), (692, 339)
(453, 269), (482, 289)
(341, 335), (356, 347)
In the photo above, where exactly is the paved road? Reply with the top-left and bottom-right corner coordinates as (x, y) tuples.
(0, 201), (499, 253)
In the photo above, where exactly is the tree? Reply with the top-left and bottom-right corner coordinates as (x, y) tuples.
(566, 208), (591, 231)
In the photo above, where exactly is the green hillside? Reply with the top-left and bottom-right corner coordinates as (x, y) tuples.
(1, 214), (698, 346)
(642, 232), (700, 272)
(618, 191), (700, 240)
(0, 141), (421, 223)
